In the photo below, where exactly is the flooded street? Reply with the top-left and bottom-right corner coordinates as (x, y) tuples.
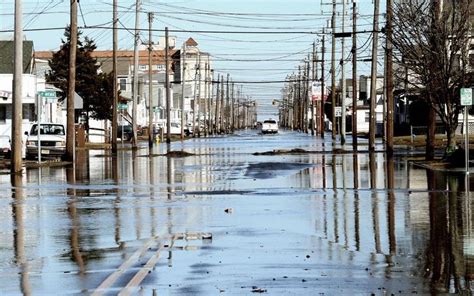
(0, 130), (473, 295)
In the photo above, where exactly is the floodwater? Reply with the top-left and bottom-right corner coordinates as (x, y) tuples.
(0, 129), (472, 295)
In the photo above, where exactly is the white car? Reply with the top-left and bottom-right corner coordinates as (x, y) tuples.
(25, 123), (67, 160)
(261, 119), (279, 134)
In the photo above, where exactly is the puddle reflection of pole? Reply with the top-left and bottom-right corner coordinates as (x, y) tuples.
(66, 165), (85, 275)
(342, 156), (349, 248)
(369, 152), (377, 189)
(166, 155), (174, 266)
(386, 155), (396, 255)
(322, 144), (327, 190)
(149, 151), (156, 237)
(11, 174), (32, 296)
(353, 154), (360, 251)
(132, 149), (142, 240)
(448, 176), (464, 291)
(112, 156), (122, 246)
(369, 152), (381, 252)
(332, 154), (339, 243)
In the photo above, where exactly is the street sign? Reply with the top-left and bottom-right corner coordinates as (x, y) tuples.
(460, 88), (472, 106)
(118, 103), (128, 110)
(38, 90), (57, 98)
(335, 106), (342, 117)
(311, 81), (322, 101)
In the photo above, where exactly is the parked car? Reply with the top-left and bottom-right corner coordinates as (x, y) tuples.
(25, 123), (66, 160)
(0, 135), (11, 159)
(117, 125), (133, 141)
(261, 119), (278, 134)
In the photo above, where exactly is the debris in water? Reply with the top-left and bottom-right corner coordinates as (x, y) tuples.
(251, 286), (267, 293)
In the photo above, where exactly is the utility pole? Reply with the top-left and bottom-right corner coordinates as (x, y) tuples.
(231, 81), (235, 133)
(331, 0), (337, 140)
(226, 74), (230, 133)
(131, 0), (141, 149)
(215, 75), (220, 133)
(147, 12), (154, 148)
(197, 54), (202, 137)
(385, 0), (394, 155)
(352, 0), (358, 150)
(208, 67), (213, 135)
(11, 0), (23, 174)
(220, 75), (225, 133)
(203, 62), (208, 136)
(341, 0), (347, 145)
(304, 58), (310, 134)
(321, 30), (326, 138)
(311, 43), (316, 136)
(66, 0), (78, 162)
(369, 0), (380, 151)
(180, 44), (186, 140)
(111, 0), (118, 154)
(165, 27), (171, 144)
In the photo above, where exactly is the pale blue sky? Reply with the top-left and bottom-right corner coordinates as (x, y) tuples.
(1, 0), (386, 118)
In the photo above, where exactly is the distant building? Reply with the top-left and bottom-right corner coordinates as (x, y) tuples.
(0, 39), (46, 139)
(35, 36), (213, 130)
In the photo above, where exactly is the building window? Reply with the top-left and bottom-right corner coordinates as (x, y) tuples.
(119, 78), (127, 91)
(365, 112), (370, 123)
(0, 105), (6, 123)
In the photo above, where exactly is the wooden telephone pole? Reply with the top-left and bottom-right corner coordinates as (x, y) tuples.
(111, 0), (118, 154)
(11, 0), (23, 174)
(385, 0), (394, 155)
(369, 0), (380, 151)
(131, 0), (141, 149)
(321, 30), (326, 138)
(147, 12), (154, 148)
(311, 42), (316, 136)
(165, 27), (171, 144)
(66, 0), (78, 161)
(331, 0), (337, 140)
(181, 44), (186, 140)
(341, 0), (347, 145)
(352, 0), (358, 150)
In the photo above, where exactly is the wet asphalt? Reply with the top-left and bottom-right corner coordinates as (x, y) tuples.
(0, 129), (472, 295)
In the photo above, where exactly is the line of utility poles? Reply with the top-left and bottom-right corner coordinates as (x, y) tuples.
(278, 0), (396, 152)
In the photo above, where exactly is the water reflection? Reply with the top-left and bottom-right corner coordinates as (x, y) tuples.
(0, 131), (473, 294)
(426, 170), (473, 293)
(66, 165), (85, 275)
(11, 174), (31, 296)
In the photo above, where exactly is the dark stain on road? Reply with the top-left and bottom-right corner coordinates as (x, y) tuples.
(245, 162), (314, 179)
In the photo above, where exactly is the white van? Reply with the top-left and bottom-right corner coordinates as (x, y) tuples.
(25, 123), (66, 160)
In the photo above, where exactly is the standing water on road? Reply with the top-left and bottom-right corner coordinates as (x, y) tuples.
(0, 129), (472, 295)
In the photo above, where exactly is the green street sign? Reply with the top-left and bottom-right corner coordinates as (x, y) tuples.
(38, 90), (57, 98)
(118, 103), (128, 110)
(460, 88), (472, 106)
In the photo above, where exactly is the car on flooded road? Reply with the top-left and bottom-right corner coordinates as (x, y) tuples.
(25, 123), (66, 160)
(261, 119), (278, 134)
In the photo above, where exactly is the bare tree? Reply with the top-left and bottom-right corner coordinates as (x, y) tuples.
(392, 0), (472, 154)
